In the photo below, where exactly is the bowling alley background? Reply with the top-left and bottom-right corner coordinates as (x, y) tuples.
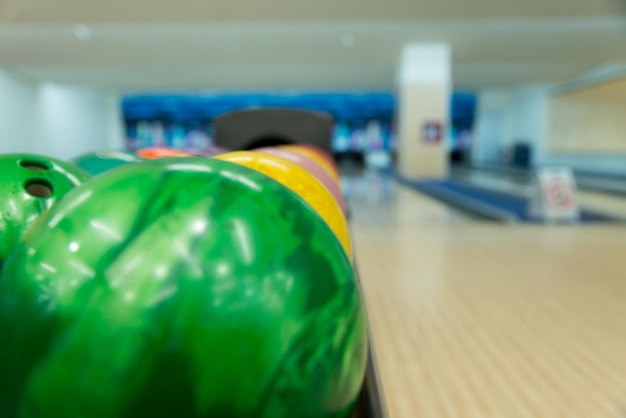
(2, 1), (626, 416)
(121, 91), (477, 167)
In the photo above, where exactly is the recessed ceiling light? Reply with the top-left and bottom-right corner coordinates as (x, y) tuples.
(74, 24), (92, 41)
(341, 34), (355, 48)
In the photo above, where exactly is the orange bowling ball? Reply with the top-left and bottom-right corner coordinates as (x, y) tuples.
(136, 146), (191, 159)
(215, 151), (352, 261)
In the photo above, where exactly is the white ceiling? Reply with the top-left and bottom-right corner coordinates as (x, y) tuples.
(1, 0), (626, 91)
(1, 0), (624, 22)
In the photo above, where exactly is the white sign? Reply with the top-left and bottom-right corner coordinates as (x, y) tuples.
(528, 167), (580, 222)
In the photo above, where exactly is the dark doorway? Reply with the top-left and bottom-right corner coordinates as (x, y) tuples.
(243, 135), (294, 150)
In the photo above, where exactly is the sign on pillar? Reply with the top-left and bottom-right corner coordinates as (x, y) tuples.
(528, 167), (580, 222)
(422, 121), (444, 144)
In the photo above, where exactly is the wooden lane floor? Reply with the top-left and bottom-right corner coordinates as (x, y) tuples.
(345, 172), (626, 418)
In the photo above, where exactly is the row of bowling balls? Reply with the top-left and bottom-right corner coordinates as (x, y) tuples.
(0, 144), (366, 418)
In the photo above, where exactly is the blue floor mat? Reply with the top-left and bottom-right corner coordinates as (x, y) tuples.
(404, 178), (620, 223)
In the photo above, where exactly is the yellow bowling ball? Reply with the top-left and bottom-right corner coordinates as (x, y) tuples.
(215, 151), (352, 261)
(280, 145), (340, 184)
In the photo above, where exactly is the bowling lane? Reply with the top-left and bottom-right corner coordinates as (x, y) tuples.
(342, 171), (477, 227)
(452, 168), (626, 218)
(348, 171), (626, 418)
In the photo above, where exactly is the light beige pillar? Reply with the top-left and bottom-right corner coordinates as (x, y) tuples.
(397, 43), (451, 178)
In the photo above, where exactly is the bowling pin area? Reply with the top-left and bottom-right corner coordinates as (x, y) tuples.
(348, 170), (626, 418)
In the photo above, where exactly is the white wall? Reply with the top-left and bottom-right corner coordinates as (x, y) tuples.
(473, 82), (626, 175)
(0, 69), (40, 153)
(472, 85), (549, 165)
(0, 68), (123, 160)
(509, 86), (549, 162)
(472, 88), (513, 164)
(36, 84), (124, 159)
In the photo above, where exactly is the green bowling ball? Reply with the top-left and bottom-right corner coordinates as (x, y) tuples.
(0, 158), (367, 418)
(0, 154), (89, 266)
(72, 150), (141, 176)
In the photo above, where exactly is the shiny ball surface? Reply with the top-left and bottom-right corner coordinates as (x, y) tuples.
(215, 151), (352, 261)
(185, 146), (230, 157)
(294, 144), (340, 174)
(136, 146), (191, 159)
(0, 154), (89, 264)
(255, 147), (348, 216)
(0, 158), (366, 418)
(281, 145), (340, 184)
(72, 150), (141, 176)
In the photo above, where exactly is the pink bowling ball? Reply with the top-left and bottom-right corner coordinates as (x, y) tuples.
(186, 146), (230, 157)
(255, 147), (348, 216)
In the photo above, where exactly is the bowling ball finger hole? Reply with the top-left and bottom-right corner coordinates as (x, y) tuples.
(19, 160), (51, 172)
(25, 180), (54, 198)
